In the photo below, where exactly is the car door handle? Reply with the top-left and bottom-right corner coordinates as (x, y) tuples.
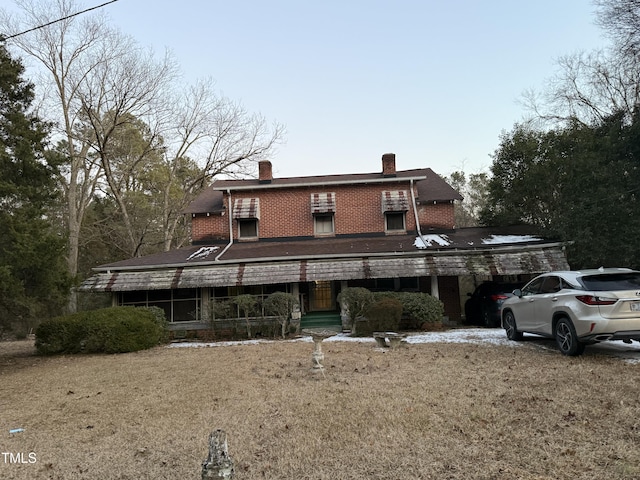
(551, 297), (558, 302)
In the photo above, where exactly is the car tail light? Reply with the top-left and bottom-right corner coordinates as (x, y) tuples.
(490, 294), (509, 301)
(576, 295), (617, 306)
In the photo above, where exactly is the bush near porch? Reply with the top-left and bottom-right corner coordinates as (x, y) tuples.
(339, 288), (444, 335)
(373, 291), (444, 330)
(35, 306), (169, 355)
(357, 297), (404, 336)
(207, 292), (300, 340)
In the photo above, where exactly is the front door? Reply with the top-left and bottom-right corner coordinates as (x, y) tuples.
(310, 281), (334, 311)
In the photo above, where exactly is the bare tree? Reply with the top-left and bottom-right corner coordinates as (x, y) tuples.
(85, 79), (285, 256)
(2, 0), (284, 305)
(0, 0), (176, 309)
(595, 0), (640, 57)
(522, 0), (640, 127)
(77, 39), (177, 256)
(156, 79), (284, 250)
(522, 49), (640, 126)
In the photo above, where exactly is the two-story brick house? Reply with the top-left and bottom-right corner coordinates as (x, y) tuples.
(80, 153), (569, 330)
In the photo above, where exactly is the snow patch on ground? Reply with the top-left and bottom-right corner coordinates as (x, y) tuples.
(168, 328), (640, 363)
(169, 328), (512, 349)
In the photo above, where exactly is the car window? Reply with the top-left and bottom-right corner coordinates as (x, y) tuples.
(522, 277), (544, 296)
(580, 273), (640, 291)
(541, 276), (562, 293)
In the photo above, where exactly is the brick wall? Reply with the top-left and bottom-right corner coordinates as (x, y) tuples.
(191, 182), (456, 242)
(191, 213), (229, 243)
(417, 202), (456, 230)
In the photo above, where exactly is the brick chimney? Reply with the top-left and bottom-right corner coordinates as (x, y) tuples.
(258, 160), (273, 183)
(382, 153), (396, 177)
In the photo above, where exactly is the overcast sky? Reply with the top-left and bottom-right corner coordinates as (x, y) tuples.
(5, 0), (608, 178)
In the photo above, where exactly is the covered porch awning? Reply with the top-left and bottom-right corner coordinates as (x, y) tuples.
(79, 244), (569, 292)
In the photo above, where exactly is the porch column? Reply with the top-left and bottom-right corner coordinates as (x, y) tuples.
(339, 280), (348, 313)
(431, 276), (440, 299)
(201, 288), (211, 321)
(291, 282), (301, 313)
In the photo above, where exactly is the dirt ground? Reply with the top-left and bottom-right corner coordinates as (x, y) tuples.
(1, 336), (639, 479)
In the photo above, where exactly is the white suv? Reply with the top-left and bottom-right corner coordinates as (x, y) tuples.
(501, 268), (640, 356)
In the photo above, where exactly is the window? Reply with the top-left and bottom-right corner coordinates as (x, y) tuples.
(314, 214), (334, 235)
(119, 289), (200, 322)
(522, 277), (544, 296)
(385, 212), (405, 231)
(381, 190), (408, 233)
(238, 219), (258, 238)
(541, 276), (562, 293)
(234, 198), (259, 239)
(311, 193), (336, 235)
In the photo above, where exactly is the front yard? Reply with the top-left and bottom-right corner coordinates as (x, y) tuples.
(1, 334), (640, 479)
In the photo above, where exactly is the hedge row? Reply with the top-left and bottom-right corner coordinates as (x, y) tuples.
(35, 306), (168, 355)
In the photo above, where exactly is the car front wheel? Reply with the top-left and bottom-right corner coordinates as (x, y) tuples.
(554, 318), (585, 356)
(503, 311), (523, 341)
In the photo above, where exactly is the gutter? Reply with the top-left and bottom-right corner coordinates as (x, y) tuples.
(214, 188), (234, 261)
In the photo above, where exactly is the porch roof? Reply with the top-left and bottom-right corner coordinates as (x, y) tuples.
(79, 238), (569, 292)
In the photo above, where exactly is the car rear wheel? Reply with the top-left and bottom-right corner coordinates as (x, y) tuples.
(554, 318), (585, 356)
(503, 311), (523, 341)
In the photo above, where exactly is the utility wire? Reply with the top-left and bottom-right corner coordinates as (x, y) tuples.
(2, 0), (120, 41)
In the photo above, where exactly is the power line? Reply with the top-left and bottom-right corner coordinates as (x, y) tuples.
(2, 0), (120, 41)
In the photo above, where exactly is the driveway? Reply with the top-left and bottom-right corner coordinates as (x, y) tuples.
(401, 327), (640, 363)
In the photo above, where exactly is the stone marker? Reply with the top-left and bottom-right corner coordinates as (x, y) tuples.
(202, 429), (234, 479)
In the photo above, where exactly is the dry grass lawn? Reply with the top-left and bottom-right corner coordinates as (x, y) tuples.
(1, 335), (640, 479)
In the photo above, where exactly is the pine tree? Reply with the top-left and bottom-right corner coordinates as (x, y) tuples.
(0, 42), (70, 334)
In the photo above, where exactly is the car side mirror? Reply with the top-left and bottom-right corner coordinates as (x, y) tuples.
(512, 289), (523, 298)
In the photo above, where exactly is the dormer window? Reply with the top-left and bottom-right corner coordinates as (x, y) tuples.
(382, 190), (408, 233)
(234, 198), (260, 240)
(314, 214), (334, 235)
(385, 212), (405, 231)
(238, 219), (258, 238)
(311, 193), (336, 236)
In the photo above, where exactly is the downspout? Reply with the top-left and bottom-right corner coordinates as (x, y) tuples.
(410, 179), (439, 299)
(410, 179), (426, 245)
(215, 189), (234, 261)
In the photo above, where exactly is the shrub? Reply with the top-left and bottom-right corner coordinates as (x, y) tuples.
(373, 291), (444, 329)
(359, 297), (403, 336)
(231, 294), (259, 338)
(211, 299), (232, 320)
(337, 287), (374, 334)
(35, 306), (168, 355)
(263, 292), (299, 338)
(398, 292), (444, 328)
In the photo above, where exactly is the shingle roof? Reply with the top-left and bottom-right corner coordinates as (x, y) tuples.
(88, 226), (556, 271)
(183, 189), (224, 214)
(184, 167), (462, 214)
